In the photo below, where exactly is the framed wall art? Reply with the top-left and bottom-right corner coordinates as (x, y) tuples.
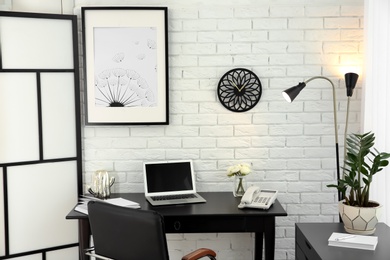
(82, 7), (169, 125)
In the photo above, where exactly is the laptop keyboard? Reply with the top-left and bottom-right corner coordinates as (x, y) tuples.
(151, 194), (197, 201)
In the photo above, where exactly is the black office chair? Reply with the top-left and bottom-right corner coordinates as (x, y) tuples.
(86, 201), (217, 260)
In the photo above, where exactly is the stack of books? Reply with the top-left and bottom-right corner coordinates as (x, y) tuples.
(75, 195), (140, 215)
(328, 232), (378, 250)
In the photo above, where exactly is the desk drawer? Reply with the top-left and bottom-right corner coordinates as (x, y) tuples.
(296, 243), (307, 260)
(164, 216), (248, 233)
(295, 225), (321, 260)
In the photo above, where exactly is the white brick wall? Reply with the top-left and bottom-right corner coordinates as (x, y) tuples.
(74, 1), (364, 259)
(14, 0), (365, 259)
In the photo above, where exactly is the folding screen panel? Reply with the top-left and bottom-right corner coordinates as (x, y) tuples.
(0, 11), (82, 260)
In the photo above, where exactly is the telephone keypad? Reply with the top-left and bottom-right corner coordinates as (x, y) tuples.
(254, 196), (271, 205)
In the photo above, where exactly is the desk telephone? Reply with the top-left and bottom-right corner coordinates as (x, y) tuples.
(238, 186), (278, 210)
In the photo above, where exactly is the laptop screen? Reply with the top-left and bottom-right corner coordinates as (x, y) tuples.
(144, 160), (195, 195)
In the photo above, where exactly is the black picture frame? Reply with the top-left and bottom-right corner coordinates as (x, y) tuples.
(82, 7), (169, 125)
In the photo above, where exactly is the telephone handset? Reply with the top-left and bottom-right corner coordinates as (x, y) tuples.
(238, 186), (278, 210)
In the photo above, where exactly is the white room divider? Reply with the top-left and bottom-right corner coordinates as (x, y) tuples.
(0, 11), (82, 259)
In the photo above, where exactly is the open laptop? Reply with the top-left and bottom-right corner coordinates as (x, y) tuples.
(143, 160), (206, 206)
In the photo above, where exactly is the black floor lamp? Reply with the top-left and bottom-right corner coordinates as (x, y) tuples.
(282, 73), (359, 222)
(282, 74), (359, 201)
(343, 73), (359, 171)
(282, 76), (341, 201)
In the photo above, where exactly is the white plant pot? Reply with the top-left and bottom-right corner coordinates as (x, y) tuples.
(338, 200), (383, 235)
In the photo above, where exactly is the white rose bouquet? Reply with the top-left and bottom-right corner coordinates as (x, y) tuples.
(227, 163), (252, 197)
(227, 163), (251, 177)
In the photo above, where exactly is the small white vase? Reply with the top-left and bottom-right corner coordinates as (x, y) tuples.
(233, 176), (247, 197)
(339, 200), (383, 235)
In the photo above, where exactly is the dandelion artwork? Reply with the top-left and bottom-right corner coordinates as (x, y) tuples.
(93, 27), (158, 108)
(83, 7), (168, 125)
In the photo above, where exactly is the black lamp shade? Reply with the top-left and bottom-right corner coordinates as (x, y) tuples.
(345, 72), (359, 97)
(282, 82), (306, 102)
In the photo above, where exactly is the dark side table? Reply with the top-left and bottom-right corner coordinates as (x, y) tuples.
(296, 222), (390, 260)
(67, 192), (287, 260)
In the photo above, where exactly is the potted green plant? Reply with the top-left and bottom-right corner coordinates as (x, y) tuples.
(327, 132), (390, 234)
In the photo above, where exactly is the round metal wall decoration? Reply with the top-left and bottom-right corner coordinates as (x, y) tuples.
(217, 68), (262, 112)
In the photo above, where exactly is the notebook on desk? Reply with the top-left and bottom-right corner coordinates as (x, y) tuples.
(143, 160), (206, 206)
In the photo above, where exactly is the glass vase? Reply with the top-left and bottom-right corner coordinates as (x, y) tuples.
(233, 175), (247, 197)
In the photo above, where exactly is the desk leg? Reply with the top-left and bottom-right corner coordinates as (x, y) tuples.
(78, 218), (91, 260)
(254, 232), (263, 260)
(264, 217), (275, 260)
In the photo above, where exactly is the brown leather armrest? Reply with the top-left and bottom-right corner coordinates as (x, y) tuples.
(182, 248), (217, 260)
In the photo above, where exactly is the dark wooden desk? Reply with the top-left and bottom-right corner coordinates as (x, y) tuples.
(296, 223), (390, 260)
(66, 192), (287, 260)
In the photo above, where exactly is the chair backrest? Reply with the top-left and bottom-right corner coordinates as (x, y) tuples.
(88, 201), (170, 260)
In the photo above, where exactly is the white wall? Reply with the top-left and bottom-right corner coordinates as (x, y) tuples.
(11, 0), (364, 259)
(11, 0), (74, 14)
